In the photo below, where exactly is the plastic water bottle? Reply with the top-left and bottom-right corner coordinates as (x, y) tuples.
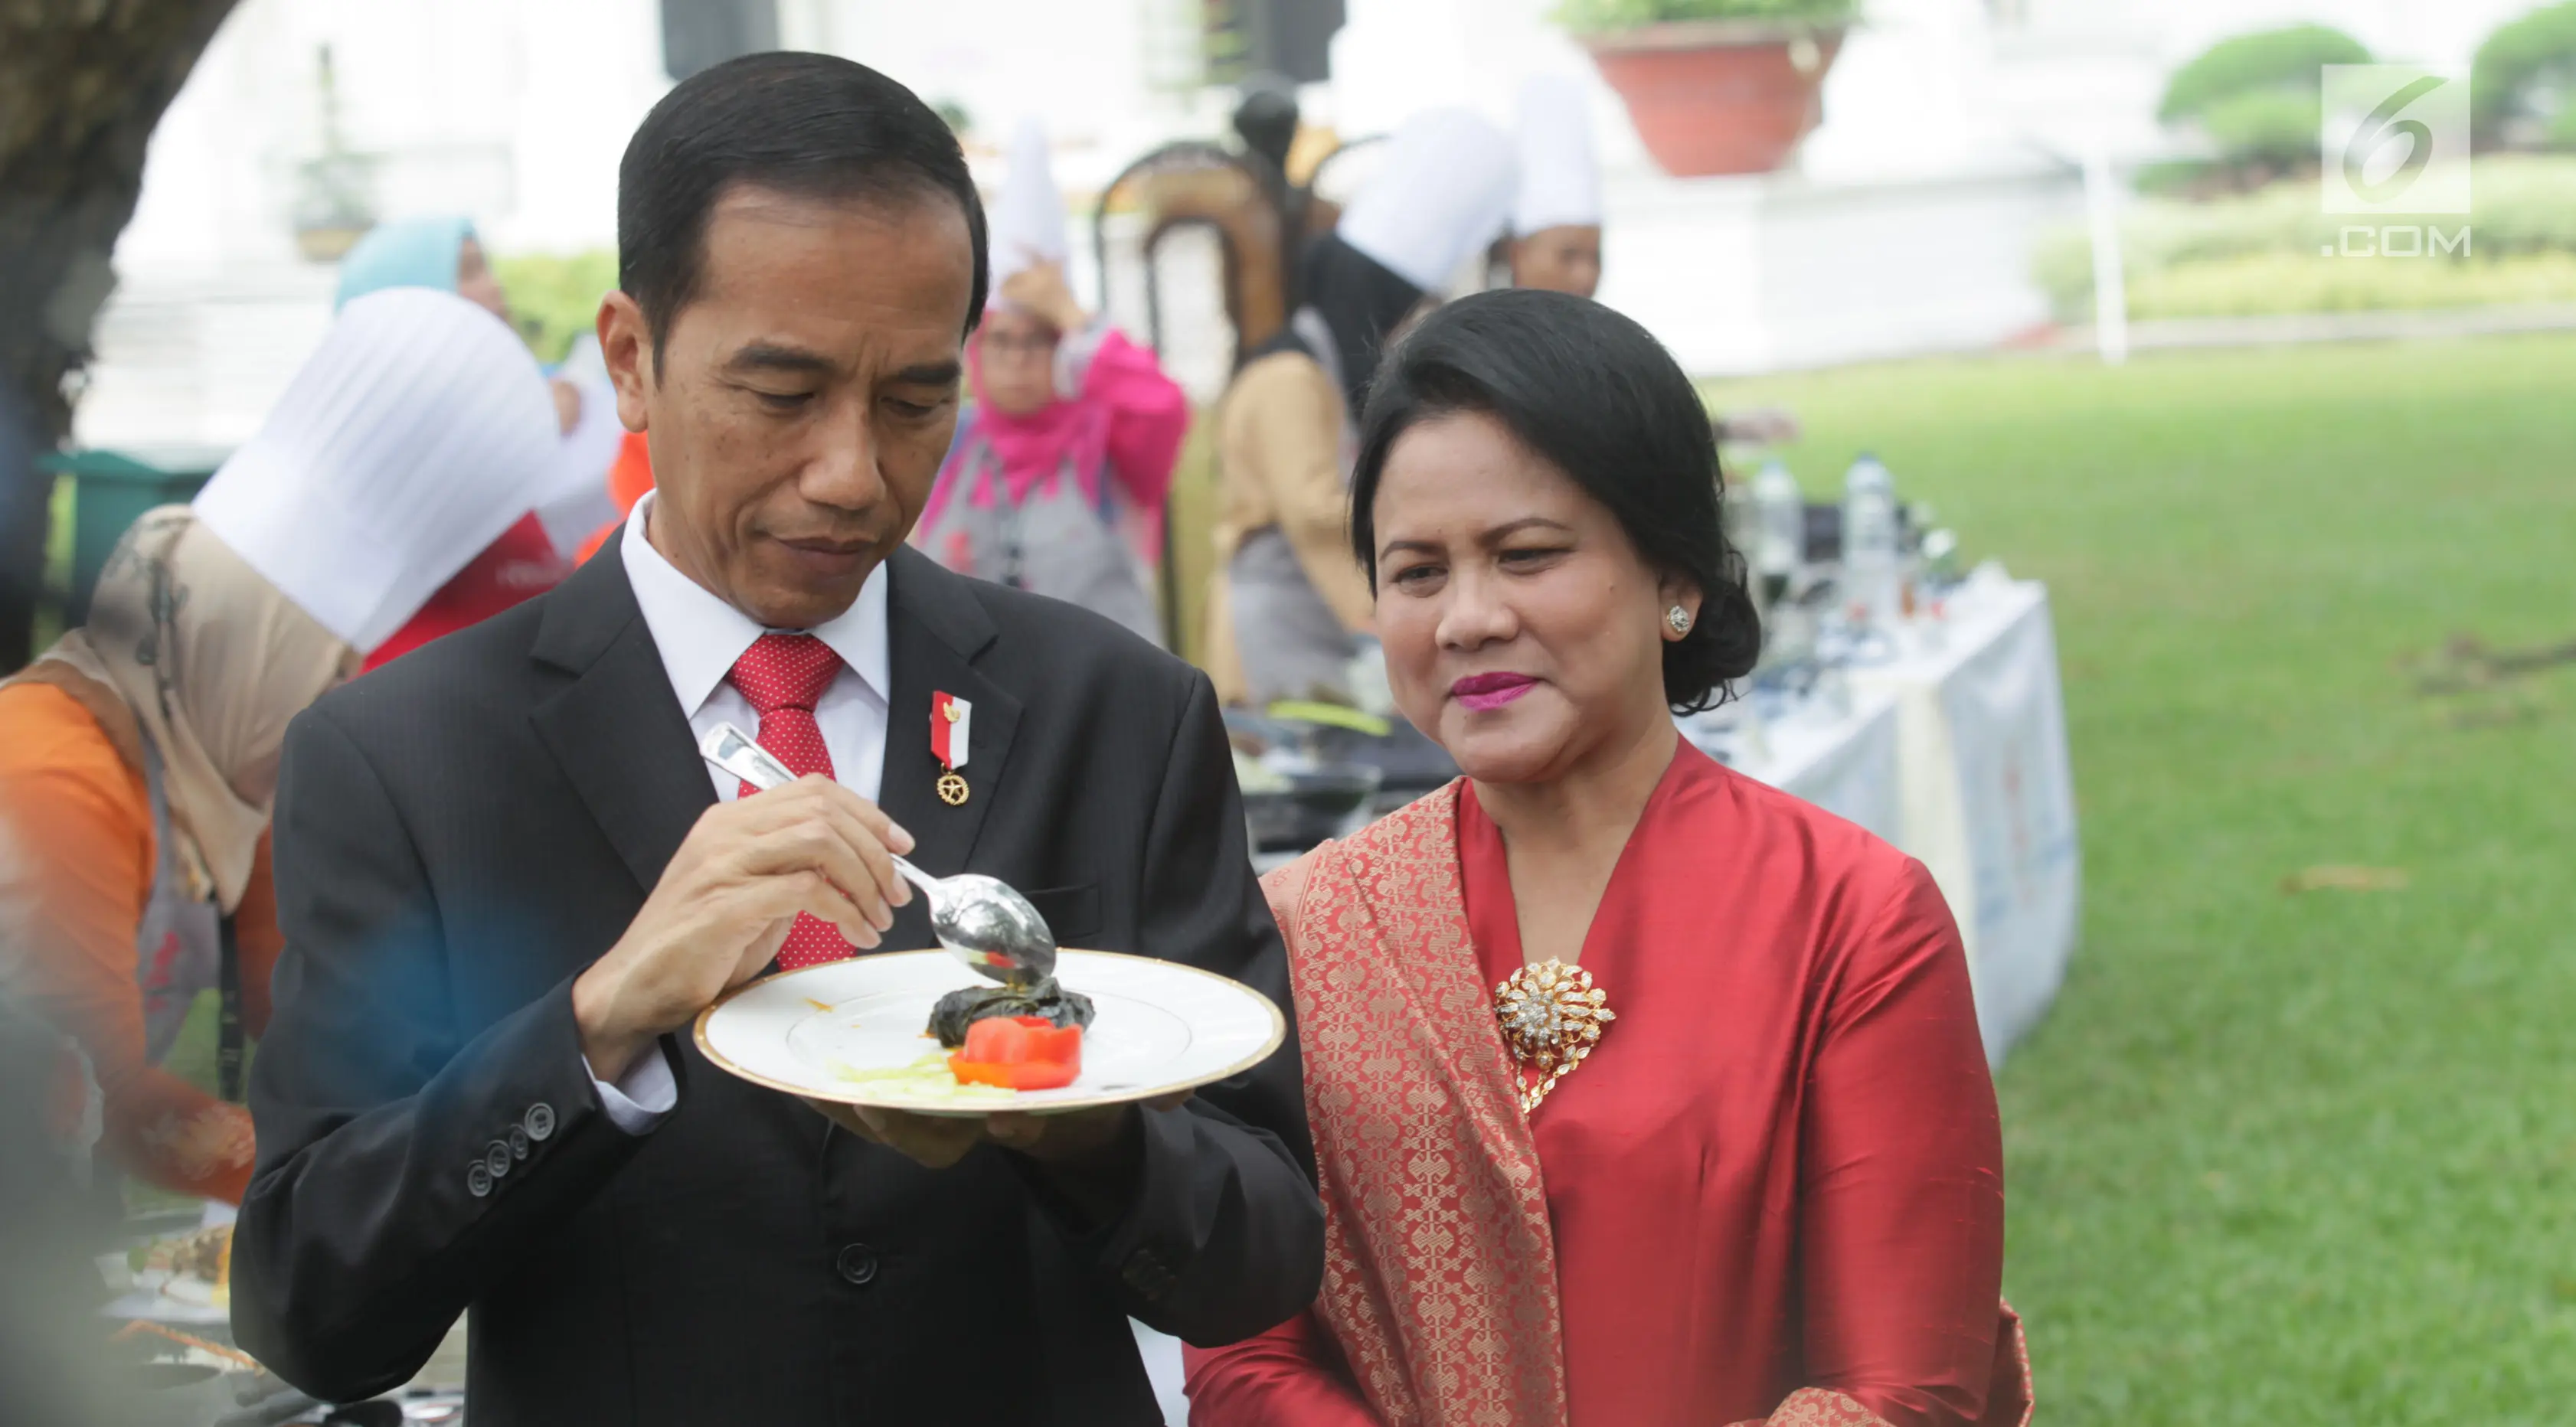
(1721, 475), (1762, 592)
(1752, 459), (1803, 596)
(1840, 453), (1900, 629)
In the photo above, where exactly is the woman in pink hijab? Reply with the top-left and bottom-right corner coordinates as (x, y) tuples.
(914, 254), (1189, 644)
(911, 122), (1190, 644)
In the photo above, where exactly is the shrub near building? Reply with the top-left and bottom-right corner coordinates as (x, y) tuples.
(2473, 1), (2576, 151)
(2033, 157), (2576, 321)
(2149, 24), (2374, 194)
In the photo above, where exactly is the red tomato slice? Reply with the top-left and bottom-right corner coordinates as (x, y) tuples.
(949, 1056), (1080, 1090)
(950, 1015), (1083, 1089)
(960, 1015), (1030, 1065)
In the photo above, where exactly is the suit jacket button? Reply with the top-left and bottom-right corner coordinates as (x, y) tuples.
(835, 1244), (879, 1286)
(485, 1141), (514, 1178)
(467, 1163), (492, 1198)
(507, 1125), (531, 1161)
(524, 1103), (557, 1141)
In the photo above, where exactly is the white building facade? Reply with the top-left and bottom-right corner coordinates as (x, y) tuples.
(79, 0), (2538, 447)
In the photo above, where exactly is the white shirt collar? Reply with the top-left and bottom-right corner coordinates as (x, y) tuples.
(620, 491), (891, 715)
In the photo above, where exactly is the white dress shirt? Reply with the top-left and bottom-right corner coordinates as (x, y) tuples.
(587, 491), (897, 1130)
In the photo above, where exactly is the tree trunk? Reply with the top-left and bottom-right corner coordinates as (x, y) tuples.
(0, 0), (241, 671)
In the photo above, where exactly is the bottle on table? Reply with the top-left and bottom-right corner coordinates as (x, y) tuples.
(1721, 472), (1764, 616)
(1899, 500), (1937, 619)
(1840, 452), (1900, 629)
(1752, 458), (1803, 608)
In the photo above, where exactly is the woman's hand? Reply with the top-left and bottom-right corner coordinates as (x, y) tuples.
(999, 259), (1088, 335)
(551, 377), (584, 436)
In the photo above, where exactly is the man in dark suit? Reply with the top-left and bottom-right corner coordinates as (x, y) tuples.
(232, 53), (1322, 1425)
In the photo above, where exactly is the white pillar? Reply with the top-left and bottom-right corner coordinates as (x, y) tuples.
(2081, 143), (2127, 367)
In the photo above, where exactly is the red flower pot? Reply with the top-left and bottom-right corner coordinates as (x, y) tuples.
(1582, 20), (1847, 178)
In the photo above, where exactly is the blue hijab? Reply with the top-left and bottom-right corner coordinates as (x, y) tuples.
(334, 215), (476, 311)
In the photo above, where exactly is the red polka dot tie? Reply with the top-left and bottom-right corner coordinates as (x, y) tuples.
(727, 632), (849, 968)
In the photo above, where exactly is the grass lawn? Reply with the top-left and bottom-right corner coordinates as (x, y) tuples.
(1706, 334), (2576, 1423)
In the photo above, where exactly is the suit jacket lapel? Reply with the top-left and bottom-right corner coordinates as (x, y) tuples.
(878, 549), (1022, 946)
(528, 543), (714, 896)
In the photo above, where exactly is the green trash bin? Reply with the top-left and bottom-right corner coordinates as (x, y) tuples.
(40, 446), (231, 628)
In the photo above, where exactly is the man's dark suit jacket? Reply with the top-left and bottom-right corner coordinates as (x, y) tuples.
(232, 544), (1323, 1425)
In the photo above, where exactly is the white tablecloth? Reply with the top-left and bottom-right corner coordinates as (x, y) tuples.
(1845, 574), (2080, 1066)
(1692, 686), (1905, 845)
(1136, 1316), (1192, 1425)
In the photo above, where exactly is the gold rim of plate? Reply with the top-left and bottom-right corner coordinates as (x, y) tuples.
(691, 948), (1290, 1115)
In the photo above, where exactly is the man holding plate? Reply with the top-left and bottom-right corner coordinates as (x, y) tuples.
(232, 54), (1322, 1425)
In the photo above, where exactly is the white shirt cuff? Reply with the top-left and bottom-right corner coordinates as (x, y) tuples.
(586, 1043), (678, 1135)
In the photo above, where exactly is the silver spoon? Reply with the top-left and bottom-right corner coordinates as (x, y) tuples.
(698, 722), (1057, 985)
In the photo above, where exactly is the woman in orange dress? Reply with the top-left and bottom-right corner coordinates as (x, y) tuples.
(1184, 289), (2030, 1427)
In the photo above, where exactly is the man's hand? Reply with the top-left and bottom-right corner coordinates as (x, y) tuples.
(573, 776), (914, 1081)
(804, 1092), (1192, 1221)
(803, 1101), (992, 1170)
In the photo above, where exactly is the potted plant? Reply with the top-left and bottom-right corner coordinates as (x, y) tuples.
(1559, 0), (1858, 178)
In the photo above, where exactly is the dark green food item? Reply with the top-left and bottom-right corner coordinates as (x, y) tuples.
(927, 979), (1097, 1048)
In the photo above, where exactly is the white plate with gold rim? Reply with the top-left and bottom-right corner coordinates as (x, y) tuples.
(695, 949), (1286, 1117)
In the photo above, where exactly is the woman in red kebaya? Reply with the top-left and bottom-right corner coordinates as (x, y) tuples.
(1183, 289), (2029, 1427)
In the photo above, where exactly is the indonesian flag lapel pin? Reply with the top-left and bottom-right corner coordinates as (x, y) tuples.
(930, 691), (973, 806)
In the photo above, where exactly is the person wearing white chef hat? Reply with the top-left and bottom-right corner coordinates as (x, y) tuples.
(0, 286), (557, 1207)
(195, 288), (564, 655)
(329, 217), (581, 665)
(910, 116), (1191, 644)
(1208, 106), (1517, 707)
(1508, 73), (1604, 300)
(1499, 80), (1800, 446)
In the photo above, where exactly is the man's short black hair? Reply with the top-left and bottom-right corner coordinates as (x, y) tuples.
(617, 51), (989, 362)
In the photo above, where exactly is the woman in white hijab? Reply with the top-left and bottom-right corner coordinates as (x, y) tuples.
(0, 289), (556, 1204)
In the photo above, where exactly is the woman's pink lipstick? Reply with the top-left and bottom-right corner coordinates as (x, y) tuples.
(1451, 672), (1539, 712)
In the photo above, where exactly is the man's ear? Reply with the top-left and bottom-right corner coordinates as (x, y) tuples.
(598, 291), (654, 435)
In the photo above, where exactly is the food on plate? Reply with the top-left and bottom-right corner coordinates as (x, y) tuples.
(829, 1051), (1018, 1104)
(135, 1223), (231, 1282)
(947, 1015), (1084, 1090)
(130, 1223), (233, 1308)
(925, 976), (1094, 1048)
(816, 971), (1093, 1102)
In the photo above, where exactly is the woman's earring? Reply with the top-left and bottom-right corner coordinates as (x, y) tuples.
(1666, 605), (1692, 636)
